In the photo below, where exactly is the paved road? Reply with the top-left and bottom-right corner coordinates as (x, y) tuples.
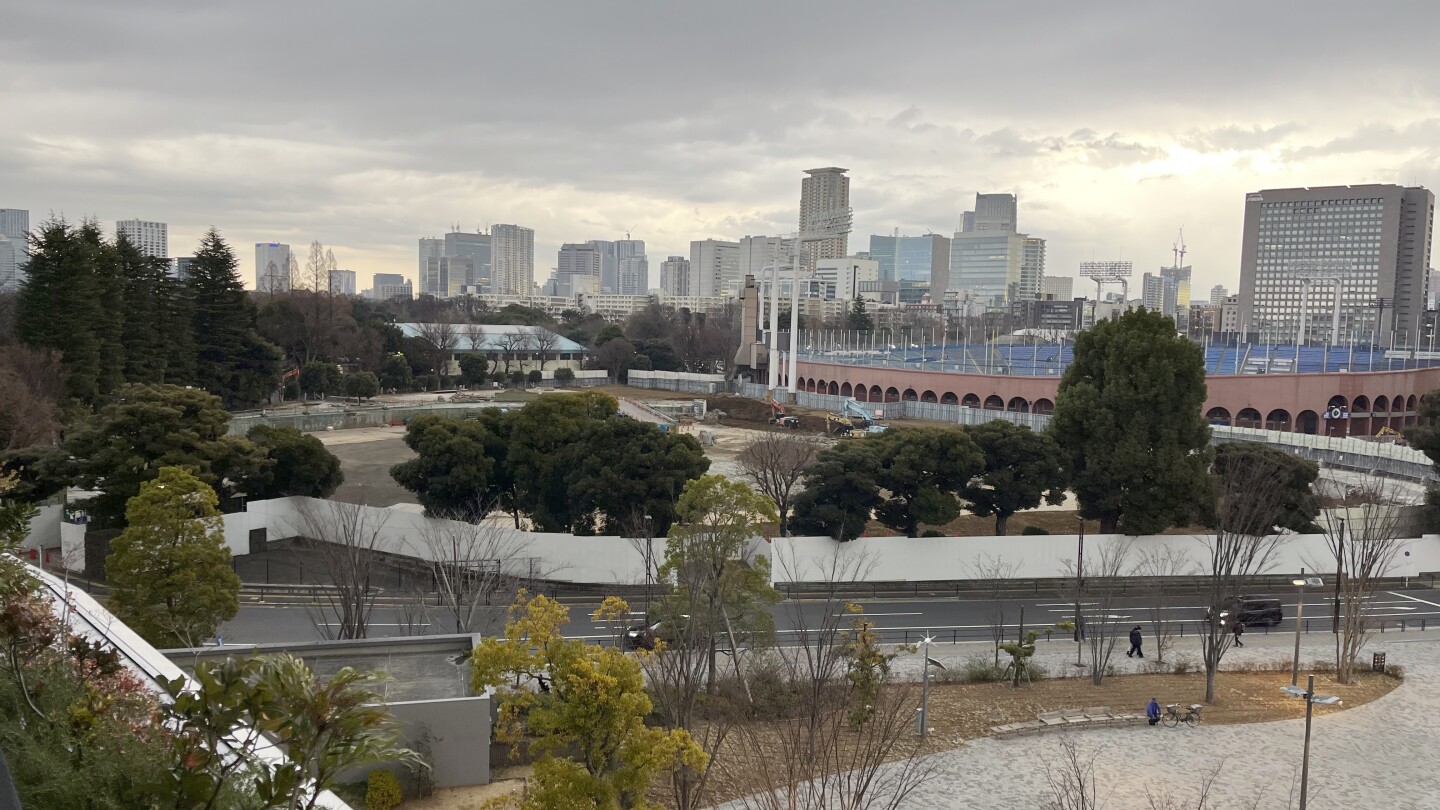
(219, 588), (1440, 646)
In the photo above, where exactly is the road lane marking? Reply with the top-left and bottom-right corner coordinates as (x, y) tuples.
(832, 612), (923, 617)
(1389, 591), (1440, 609)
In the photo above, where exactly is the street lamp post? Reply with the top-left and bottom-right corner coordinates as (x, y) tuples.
(1291, 571), (1323, 686)
(643, 513), (655, 615)
(1282, 675), (1342, 810)
(1332, 517), (1345, 634)
(916, 634), (944, 737)
(1074, 517), (1085, 666)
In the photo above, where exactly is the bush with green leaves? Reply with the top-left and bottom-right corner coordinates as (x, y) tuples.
(1021, 525), (1049, 535)
(365, 769), (403, 810)
(553, 367), (576, 386)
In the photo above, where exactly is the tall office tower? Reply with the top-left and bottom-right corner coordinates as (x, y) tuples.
(0, 209), (28, 292)
(116, 220), (168, 259)
(443, 231), (492, 288)
(1210, 284), (1228, 306)
(659, 256), (691, 296)
(423, 256), (473, 299)
(1020, 237), (1046, 301)
(947, 232), (1026, 310)
(961, 193), (1018, 233)
(798, 167), (850, 272)
(1160, 263), (1192, 330)
(866, 234), (951, 287)
(1141, 273), (1173, 314)
(614, 238), (647, 294)
(329, 269), (357, 296)
(557, 242), (603, 297)
(491, 224), (535, 295)
(737, 236), (794, 284)
(255, 242), (292, 292)
(417, 238), (445, 295)
(689, 239), (740, 298)
(1042, 276), (1073, 301)
(1238, 184), (1435, 345)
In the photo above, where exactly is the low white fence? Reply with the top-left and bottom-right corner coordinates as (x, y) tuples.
(628, 370), (727, 394)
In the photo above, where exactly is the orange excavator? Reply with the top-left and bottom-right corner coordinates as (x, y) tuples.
(770, 401), (800, 429)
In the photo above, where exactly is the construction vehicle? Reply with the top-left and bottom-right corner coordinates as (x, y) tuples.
(1376, 426), (1406, 445)
(840, 398), (888, 433)
(826, 413), (867, 438)
(769, 401), (800, 429)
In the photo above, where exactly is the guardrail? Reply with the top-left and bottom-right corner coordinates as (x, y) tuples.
(776, 573), (1440, 600)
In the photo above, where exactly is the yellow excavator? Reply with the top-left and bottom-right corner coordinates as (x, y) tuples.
(1375, 426), (1406, 445)
(826, 413), (866, 438)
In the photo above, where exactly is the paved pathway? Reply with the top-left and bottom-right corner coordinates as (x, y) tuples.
(888, 630), (1440, 809)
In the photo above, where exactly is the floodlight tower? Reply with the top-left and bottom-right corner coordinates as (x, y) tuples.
(1079, 261), (1134, 320)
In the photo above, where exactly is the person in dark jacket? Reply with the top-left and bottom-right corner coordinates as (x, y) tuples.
(1127, 625), (1144, 658)
(1232, 621), (1245, 647)
(1147, 697), (1161, 726)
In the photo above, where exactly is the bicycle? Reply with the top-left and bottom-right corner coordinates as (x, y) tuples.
(1162, 703), (1203, 728)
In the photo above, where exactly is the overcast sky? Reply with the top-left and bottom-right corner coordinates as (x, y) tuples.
(5, 1), (1440, 295)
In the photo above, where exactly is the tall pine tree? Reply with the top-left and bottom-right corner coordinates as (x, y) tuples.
(186, 229), (281, 408)
(113, 232), (171, 384)
(15, 218), (113, 405)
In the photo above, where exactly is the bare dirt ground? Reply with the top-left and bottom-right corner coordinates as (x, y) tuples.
(400, 767), (530, 809)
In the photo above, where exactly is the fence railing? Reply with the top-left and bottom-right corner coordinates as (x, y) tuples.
(775, 573), (1440, 600)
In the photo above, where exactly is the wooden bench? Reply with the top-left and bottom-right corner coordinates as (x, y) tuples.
(990, 705), (1146, 738)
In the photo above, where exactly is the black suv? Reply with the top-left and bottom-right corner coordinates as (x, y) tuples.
(1207, 596), (1283, 627)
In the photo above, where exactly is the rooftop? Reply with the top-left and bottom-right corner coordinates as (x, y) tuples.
(395, 322), (587, 354)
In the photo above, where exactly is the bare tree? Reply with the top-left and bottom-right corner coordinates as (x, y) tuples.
(0, 345), (63, 451)
(965, 553), (1021, 668)
(1132, 545), (1197, 664)
(1198, 460), (1287, 703)
(494, 329), (529, 376)
(463, 323), (486, 352)
(721, 547), (937, 810)
(1062, 539), (1132, 685)
(1040, 739), (1101, 810)
(292, 500), (390, 640)
(737, 433), (823, 537)
(416, 321), (460, 385)
(411, 509), (540, 636)
(1319, 479), (1415, 683)
(530, 329), (561, 371)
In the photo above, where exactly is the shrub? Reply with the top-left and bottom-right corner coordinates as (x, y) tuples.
(961, 655), (1006, 683)
(365, 769), (403, 810)
(527, 369), (543, 385)
(1021, 526), (1049, 535)
(920, 529), (944, 538)
(508, 370), (526, 386)
(1028, 661), (1049, 682)
(1384, 663), (1406, 680)
(1170, 657), (1194, 675)
(743, 652), (805, 719)
(554, 367), (576, 386)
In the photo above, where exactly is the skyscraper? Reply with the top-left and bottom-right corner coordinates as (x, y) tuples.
(1210, 284), (1228, 306)
(557, 242), (603, 297)
(947, 233), (1025, 309)
(0, 209), (27, 292)
(116, 219), (168, 259)
(329, 269), (357, 296)
(491, 224), (535, 295)
(417, 238), (444, 295)
(1238, 184), (1435, 345)
(867, 234), (951, 286)
(615, 238), (647, 294)
(443, 231), (491, 289)
(961, 193), (1018, 234)
(423, 256), (473, 299)
(1021, 237), (1046, 302)
(1161, 263), (1192, 330)
(255, 242), (292, 293)
(689, 239), (740, 298)
(798, 167), (850, 272)
(659, 256), (690, 297)
(1042, 276), (1073, 301)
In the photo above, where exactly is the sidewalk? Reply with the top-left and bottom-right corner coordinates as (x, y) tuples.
(887, 631), (1440, 808)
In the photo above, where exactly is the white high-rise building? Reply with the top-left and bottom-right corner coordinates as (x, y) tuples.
(557, 243), (603, 297)
(491, 224), (535, 295)
(1042, 276), (1074, 301)
(659, 256), (690, 296)
(417, 238), (444, 295)
(116, 219), (168, 259)
(329, 269), (357, 296)
(798, 167), (850, 272)
(1210, 284), (1228, 306)
(738, 235), (794, 286)
(615, 238), (647, 294)
(0, 209), (27, 292)
(1020, 237), (1046, 301)
(255, 243), (292, 293)
(689, 239), (740, 298)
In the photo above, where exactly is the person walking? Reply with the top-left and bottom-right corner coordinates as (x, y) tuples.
(1147, 697), (1161, 726)
(1127, 625), (1144, 658)
(1232, 620), (1245, 647)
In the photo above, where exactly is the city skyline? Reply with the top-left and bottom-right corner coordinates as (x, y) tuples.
(4, 2), (1439, 295)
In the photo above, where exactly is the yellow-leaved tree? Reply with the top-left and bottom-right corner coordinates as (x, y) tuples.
(471, 591), (706, 809)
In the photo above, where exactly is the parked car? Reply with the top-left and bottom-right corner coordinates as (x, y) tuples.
(1206, 596), (1284, 627)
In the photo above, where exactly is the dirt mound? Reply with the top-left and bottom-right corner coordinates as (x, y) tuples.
(703, 394), (829, 434)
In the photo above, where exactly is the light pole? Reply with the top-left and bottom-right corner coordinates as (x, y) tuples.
(1282, 675), (1342, 810)
(643, 513), (655, 615)
(916, 634), (944, 737)
(1291, 571), (1323, 686)
(1074, 517), (1085, 666)
(1332, 517), (1345, 634)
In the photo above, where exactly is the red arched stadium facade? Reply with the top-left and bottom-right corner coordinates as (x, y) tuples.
(781, 361), (1440, 438)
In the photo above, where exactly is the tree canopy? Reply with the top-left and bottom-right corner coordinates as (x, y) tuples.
(391, 414), (499, 521)
(1211, 441), (1319, 534)
(243, 425), (344, 500)
(962, 421), (1068, 535)
(1049, 308), (1212, 534)
(869, 427), (983, 537)
(790, 441), (882, 541)
(564, 417), (709, 535)
(105, 466), (241, 647)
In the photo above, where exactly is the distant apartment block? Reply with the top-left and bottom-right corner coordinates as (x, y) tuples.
(1042, 276), (1073, 301)
(798, 167), (850, 272)
(659, 256), (691, 297)
(329, 269), (357, 296)
(1210, 284), (1228, 306)
(255, 242), (292, 292)
(690, 239), (740, 298)
(491, 224), (535, 296)
(0, 208), (27, 292)
(116, 219), (168, 259)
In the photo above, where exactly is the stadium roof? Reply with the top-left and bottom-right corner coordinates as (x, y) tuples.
(395, 323), (586, 353)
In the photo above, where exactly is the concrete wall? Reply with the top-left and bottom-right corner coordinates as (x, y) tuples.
(388, 696), (492, 788)
(628, 369), (727, 394)
(768, 530), (1440, 584)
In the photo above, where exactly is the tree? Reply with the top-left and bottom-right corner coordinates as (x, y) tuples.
(790, 441), (881, 541)
(846, 298), (873, 333)
(458, 353), (488, 386)
(594, 336), (637, 382)
(413, 513), (543, 635)
(188, 228), (283, 408)
(565, 417), (710, 535)
(737, 433), (822, 537)
(1198, 457), (1287, 703)
(471, 592), (706, 810)
(530, 329), (561, 371)
(554, 367), (576, 387)
(105, 467), (241, 648)
(377, 353), (412, 391)
(1133, 546), (1196, 664)
(526, 369), (543, 385)
(966, 553), (1022, 667)
(0, 345), (63, 452)
(963, 421), (1067, 535)
(505, 392), (620, 532)
(1064, 539), (1132, 686)
(244, 425), (344, 499)
(415, 321), (459, 386)
(60, 383), (266, 525)
(390, 415), (498, 521)
(1049, 308), (1212, 534)
(292, 500), (391, 639)
(343, 371), (380, 402)
(1212, 442), (1319, 532)
(593, 323), (624, 347)
(299, 361), (342, 399)
(113, 232), (179, 385)
(493, 329), (530, 376)
(869, 428), (983, 537)
(634, 338), (683, 372)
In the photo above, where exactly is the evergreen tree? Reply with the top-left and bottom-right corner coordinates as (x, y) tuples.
(962, 421), (1068, 535)
(113, 232), (171, 384)
(15, 218), (110, 404)
(186, 229), (281, 408)
(83, 221), (128, 398)
(105, 466), (241, 647)
(1049, 308), (1212, 534)
(847, 297), (874, 333)
(160, 268), (197, 385)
